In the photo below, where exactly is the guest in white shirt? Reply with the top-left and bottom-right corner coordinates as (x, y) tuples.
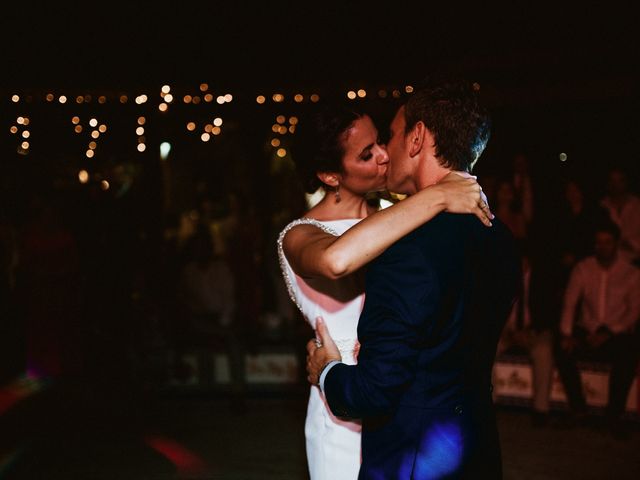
(555, 222), (640, 438)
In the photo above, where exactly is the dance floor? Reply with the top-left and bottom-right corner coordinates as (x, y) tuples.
(1, 378), (639, 480)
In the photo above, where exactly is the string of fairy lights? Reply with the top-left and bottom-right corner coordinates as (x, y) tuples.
(5, 83), (415, 188)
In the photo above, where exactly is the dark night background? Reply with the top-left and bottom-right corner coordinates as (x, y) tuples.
(2, 1), (638, 177)
(0, 2), (639, 479)
(1, 1), (637, 251)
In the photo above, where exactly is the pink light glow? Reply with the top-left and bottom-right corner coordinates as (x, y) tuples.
(0, 373), (48, 416)
(296, 274), (351, 314)
(144, 434), (208, 476)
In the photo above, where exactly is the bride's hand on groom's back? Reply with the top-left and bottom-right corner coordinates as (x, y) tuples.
(437, 172), (494, 227)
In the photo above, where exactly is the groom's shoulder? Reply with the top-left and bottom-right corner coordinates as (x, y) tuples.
(409, 212), (516, 251)
(411, 212), (474, 239)
(380, 213), (464, 259)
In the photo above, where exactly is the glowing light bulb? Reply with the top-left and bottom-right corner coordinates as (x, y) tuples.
(160, 142), (171, 160)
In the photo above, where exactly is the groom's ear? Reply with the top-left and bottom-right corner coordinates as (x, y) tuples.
(317, 171), (340, 188)
(408, 121), (426, 157)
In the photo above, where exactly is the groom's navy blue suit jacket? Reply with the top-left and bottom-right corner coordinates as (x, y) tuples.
(324, 213), (520, 479)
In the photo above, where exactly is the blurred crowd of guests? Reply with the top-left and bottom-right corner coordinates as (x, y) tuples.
(486, 155), (640, 439)
(1, 152), (639, 434)
(0, 169), (310, 396)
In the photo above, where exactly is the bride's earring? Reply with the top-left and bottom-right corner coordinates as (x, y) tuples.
(334, 183), (341, 203)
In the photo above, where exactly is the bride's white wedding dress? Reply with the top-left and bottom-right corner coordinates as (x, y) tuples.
(278, 217), (363, 480)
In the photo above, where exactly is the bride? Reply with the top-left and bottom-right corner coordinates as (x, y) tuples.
(278, 105), (492, 480)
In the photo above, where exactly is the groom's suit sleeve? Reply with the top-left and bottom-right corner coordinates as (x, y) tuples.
(324, 240), (435, 418)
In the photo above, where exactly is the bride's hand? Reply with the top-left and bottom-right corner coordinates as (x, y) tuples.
(437, 172), (494, 227)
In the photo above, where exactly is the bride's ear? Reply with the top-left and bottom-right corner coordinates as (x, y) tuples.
(317, 172), (340, 188)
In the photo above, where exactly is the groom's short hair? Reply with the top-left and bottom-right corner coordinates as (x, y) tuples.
(403, 76), (491, 173)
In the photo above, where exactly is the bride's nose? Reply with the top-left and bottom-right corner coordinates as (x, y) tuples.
(375, 144), (389, 165)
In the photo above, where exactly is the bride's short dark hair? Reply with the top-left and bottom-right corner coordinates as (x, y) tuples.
(293, 104), (366, 194)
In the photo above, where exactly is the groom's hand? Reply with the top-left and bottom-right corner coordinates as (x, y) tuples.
(306, 317), (341, 386)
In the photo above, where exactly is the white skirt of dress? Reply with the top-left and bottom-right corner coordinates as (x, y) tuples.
(305, 384), (362, 480)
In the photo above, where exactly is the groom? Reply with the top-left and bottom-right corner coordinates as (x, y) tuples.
(306, 78), (520, 479)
